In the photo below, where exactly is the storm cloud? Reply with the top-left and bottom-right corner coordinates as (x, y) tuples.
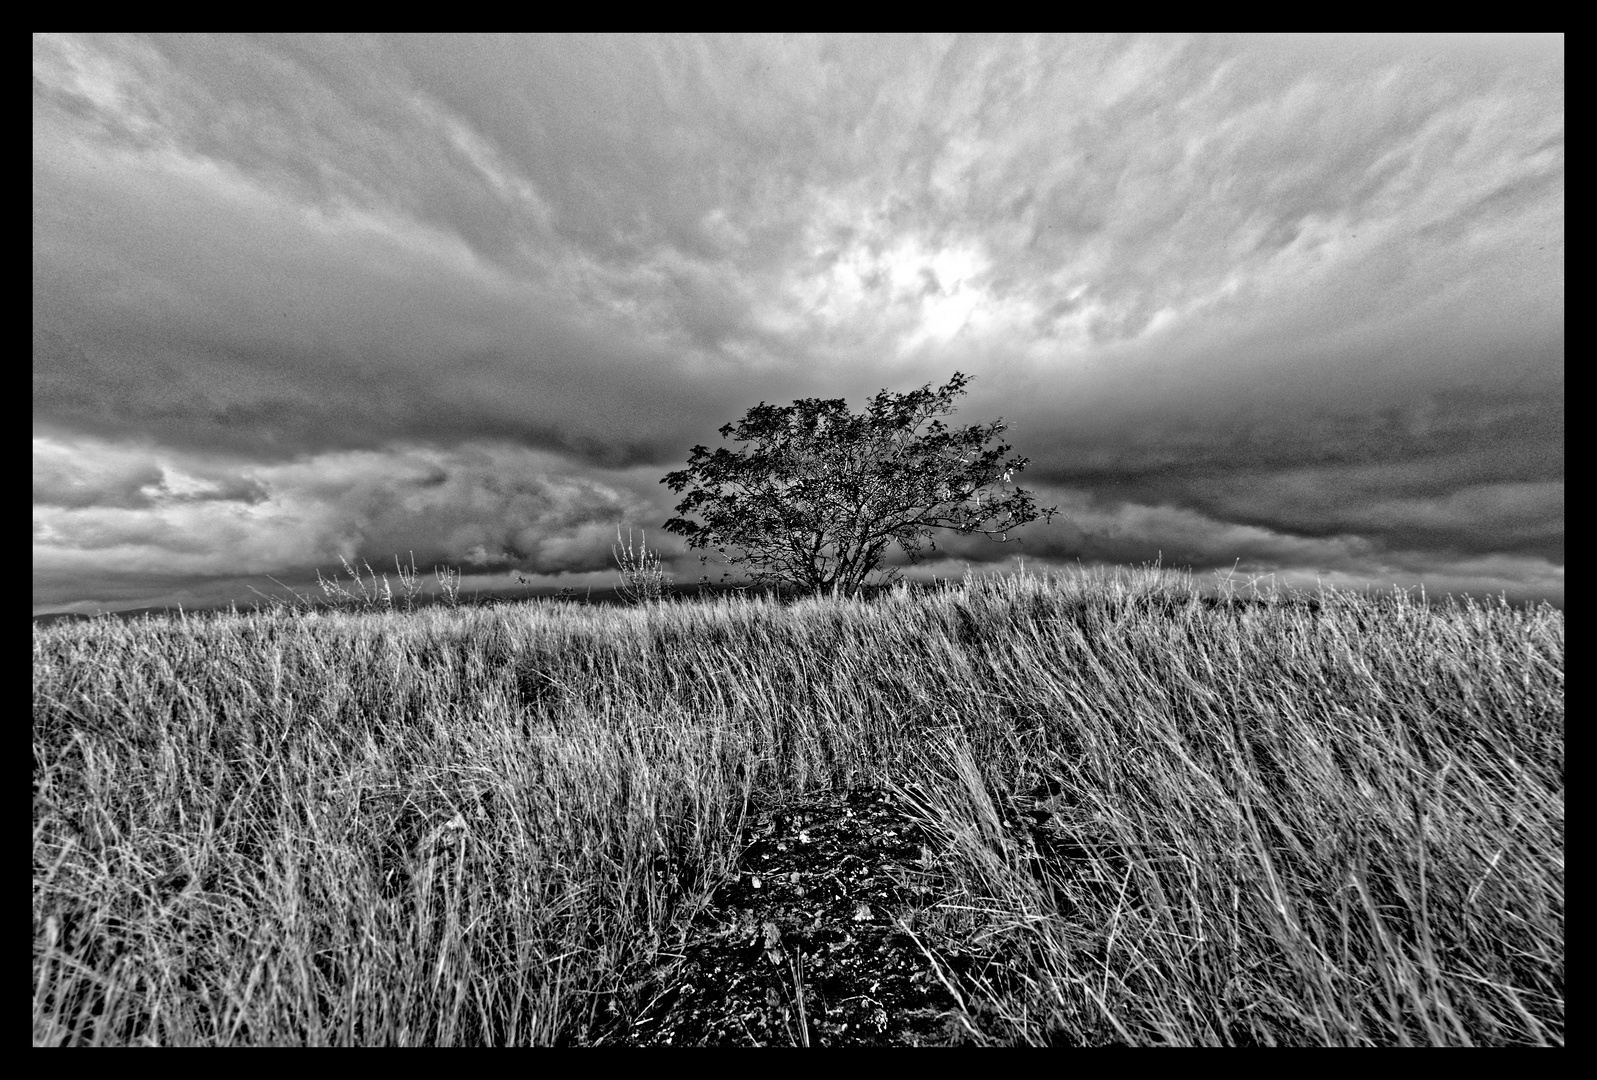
(33, 34), (1562, 614)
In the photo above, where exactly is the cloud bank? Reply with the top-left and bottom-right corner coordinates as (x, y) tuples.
(34, 34), (1563, 613)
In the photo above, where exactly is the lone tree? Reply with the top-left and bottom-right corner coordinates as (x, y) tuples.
(661, 372), (1057, 595)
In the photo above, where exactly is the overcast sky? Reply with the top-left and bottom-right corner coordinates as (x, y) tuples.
(34, 34), (1563, 615)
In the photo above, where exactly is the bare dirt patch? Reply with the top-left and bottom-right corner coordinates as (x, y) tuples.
(583, 786), (984, 1046)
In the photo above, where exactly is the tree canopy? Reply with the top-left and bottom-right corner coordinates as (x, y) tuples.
(661, 372), (1057, 595)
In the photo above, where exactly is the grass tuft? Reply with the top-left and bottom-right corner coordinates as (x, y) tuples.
(32, 564), (1562, 1045)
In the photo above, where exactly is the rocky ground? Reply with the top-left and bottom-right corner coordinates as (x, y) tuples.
(579, 785), (1011, 1046)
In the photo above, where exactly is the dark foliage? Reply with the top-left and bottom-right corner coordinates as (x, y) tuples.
(662, 372), (1056, 595)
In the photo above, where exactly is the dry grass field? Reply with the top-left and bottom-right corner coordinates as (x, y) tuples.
(32, 565), (1563, 1045)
